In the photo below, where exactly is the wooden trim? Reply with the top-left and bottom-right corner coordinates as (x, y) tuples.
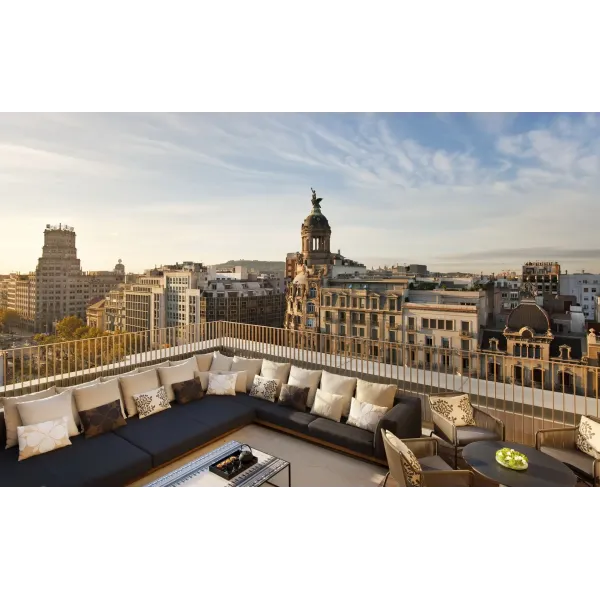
(254, 419), (388, 467)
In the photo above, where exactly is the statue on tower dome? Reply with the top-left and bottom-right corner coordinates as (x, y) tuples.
(310, 187), (323, 213)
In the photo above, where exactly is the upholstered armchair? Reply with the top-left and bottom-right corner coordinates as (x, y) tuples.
(536, 418), (600, 487)
(430, 395), (505, 468)
(381, 431), (473, 487)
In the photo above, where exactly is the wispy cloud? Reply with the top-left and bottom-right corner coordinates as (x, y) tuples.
(0, 112), (598, 274)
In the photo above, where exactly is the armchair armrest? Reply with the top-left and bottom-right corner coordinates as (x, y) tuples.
(423, 469), (474, 487)
(374, 397), (422, 460)
(535, 426), (578, 451)
(473, 407), (505, 441)
(431, 410), (457, 445)
(403, 437), (438, 459)
(0, 408), (5, 449)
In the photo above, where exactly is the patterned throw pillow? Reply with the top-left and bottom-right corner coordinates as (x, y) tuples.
(78, 399), (127, 438)
(347, 397), (389, 432)
(250, 375), (280, 402)
(17, 416), (72, 462)
(278, 384), (310, 411)
(207, 372), (238, 396)
(384, 430), (422, 487)
(310, 389), (345, 422)
(171, 377), (205, 405)
(133, 386), (171, 419)
(576, 416), (600, 459)
(429, 394), (476, 427)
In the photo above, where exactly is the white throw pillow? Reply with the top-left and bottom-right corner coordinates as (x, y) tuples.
(213, 370), (247, 393)
(119, 369), (161, 417)
(347, 397), (389, 432)
(311, 389), (345, 422)
(261, 360), (291, 385)
(356, 379), (396, 410)
(195, 353), (213, 372)
(73, 378), (126, 419)
(2, 387), (59, 449)
(158, 359), (197, 402)
(231, 357), (263, 391)
(206, 372), (238, 396)
(132, 386), (171, 420)
(210, 351), (233, 372)
(17, 416), (71, 462)
(576, 416), (600, 459)
(320, 371), (357, 417)
(249, 375), (280, 402)
(429, 394), (476, 427)
(16, 391), (80, 438)
(288, 366), (322, 408)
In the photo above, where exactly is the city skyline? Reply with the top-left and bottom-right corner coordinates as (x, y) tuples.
(1, 112), (599, 274)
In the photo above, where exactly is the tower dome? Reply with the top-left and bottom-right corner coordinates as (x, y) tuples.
(301, 188), (332, 267)
(506, 300), (550, 334)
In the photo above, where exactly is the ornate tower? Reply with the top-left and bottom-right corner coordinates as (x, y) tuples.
(301, 188), (332, 267)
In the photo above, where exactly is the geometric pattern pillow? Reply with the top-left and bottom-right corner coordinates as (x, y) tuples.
(171, 377), (205, 405)
(249, 375), (279, 402)
(132, 386), (170, 420)
(429, 394), (476, 427)
(384, 430), (422, 487)
(576, 416), (600, 459)
(347, 397), (389, 432)
(278, 384), (309, 411)
(17, 416), (72, 462)
(78, 399), (127, 438)
(206, 372), (238, 396)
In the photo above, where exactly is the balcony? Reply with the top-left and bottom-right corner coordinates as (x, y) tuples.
(460, 330), (471, 338)
(0, 321), (595, 488)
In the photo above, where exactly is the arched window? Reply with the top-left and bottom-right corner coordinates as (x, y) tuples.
(489, 338), (499, 352)
(309, 287), (317, 299)
(306, 302), (315, 314)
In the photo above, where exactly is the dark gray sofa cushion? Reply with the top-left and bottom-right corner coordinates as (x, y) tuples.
(374, 394), (423, 460)
(231, 394), (318, 434)
(0, 433), (152, 487)
(114, 406), (216, 467)
(308, 419), (375, 457)
(178, 397), (255, 439)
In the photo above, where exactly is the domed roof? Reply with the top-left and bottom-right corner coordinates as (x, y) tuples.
(293, 272), (308, 286)
(506, 301), (550, 334)
(303, 212), (330, 229)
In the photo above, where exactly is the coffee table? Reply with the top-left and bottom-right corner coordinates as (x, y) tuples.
(462, 440), (577, 487)
(146, 440), (291, 487)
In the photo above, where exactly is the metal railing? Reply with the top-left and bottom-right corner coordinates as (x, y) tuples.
(1, 321), (599, 447)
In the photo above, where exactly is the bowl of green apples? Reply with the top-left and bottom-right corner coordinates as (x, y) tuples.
(495, 447), (529, 471)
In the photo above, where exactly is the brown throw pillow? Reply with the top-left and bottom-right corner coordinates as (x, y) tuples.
(78, 399), (127, 439)
(278, 384), (310, 411)
(172, 377), (205, 405)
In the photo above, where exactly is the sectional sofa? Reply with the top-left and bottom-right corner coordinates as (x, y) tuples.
(0, 351), (422, 487)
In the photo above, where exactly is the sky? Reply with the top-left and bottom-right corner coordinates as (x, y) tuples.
(0, 112), (599, 275)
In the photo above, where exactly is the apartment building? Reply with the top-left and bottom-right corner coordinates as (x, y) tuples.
(5, 225), (124, 332)
(522, 261), (560, 295)
(559, 273), (600, 321)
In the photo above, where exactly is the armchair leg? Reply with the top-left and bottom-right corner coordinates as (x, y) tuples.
(381, 472), (390, 488)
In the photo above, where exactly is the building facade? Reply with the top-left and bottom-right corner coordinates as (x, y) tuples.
(559, 273), (600, 321)
(522, 261), (560, 296)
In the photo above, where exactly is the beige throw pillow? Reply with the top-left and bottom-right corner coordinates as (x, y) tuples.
(73, 378), (126, 419)
(356, 380), (396, 410)
(138, 361), (170, 373)
(3, 387), (59, 449)
(347, 397), (389, 432)
(210, 351), (233, 372)
(17, 391), (80, 438)
(576, 416), (600, 459)
(57, 378), (103, 430)
(212, 370), (247, 393)
(158, 359), (197, 402)
(288, 366), (322, 408)
(119, 369), (161, 417)
(311, 389), (345, 423)
(206, 372), (238, 396)
(429, 394), (476, 427)
(261, 360), (291, 390)
(193, 371), (210, 391)
(17, 416), (71, 462)
(195, 353), (213, 372)
(320, 371), (357, 417)
(231, 357), (263, 391)
(133, 386), (170, 420)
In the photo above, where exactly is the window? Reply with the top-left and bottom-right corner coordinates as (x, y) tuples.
(340, 324), (346, 336)
(309, 287), (317, 298)
(390, 315), (395, 327)
(306, 302), (315, 313)
(389, 299), (396, 311)
(371, 328), (378, 340)
(340, 296), (346, 308)
(584, 288), (589, 293)
(461, 339), (470, 351)
(360, 298), (365, 309)
(307, 318), (315, 327)
(371, 298), (377, 310)
(340, 312), (346, 322)
(360, 327), (365, 338)
(425, 336), (433, 346)
(441, 337), (450, 348)
(356, 343), (362, 354)
(489, 338), (498, 352)
(325, 324), (331, 334)
(408, 334), (415, 345)
(352, 326), (357, 337)
(461, 321), (469, 333)
(462, 357), (470, 371)
(389, 331), (396, 342)
(352, 298), (358, 308)
(408, 317), (415, 330)
(446, 320), (453, 330)
(422, 318), (430, 329)
(325, 296), (331, 306)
